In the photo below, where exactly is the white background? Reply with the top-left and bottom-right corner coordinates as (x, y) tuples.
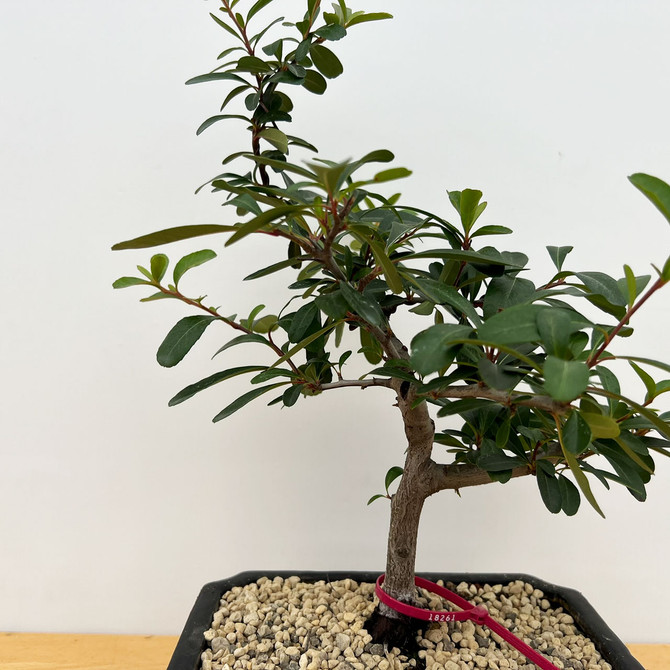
(1, 0), (669, 644)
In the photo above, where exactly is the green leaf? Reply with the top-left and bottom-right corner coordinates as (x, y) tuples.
(246, 0), (273, 22)
(369, 363), (416, 384)
(469, 225), (512, 238)
(282, 384), (302, 408)
(559, 438), (605, 518)
(384, 466), (403, 494)
(629, 361), (656, 402)
(196, 114), (250, 135)
(537, 469), (562, 514)
(314, 23), (347, 40)
(249, 15), (285, 48)
(410, 324), (474, 376)
(150, 254), (168, 282)
(663, 255), (670, 281)
(227, 191), (267, 216)
(346, 12), (393, 27)
(225, 205), (306, 246)
(339, 282), (386, 328)
(156, 315), (218, 368)
(270, 322), (341, 370)
(436, 397), (492, 418)
(359, 327), (383, 364)
(252, 314), (278, 333)
(581, 412), (620, 439)
(536, 308), (574, 358)
(173, 250), (217, 286)
(113, 276), (152, 289)
(562, 410), (592, 455)
(169, 366), (266, 406)
(309, 160), (352, 195)
(618, 273), (650, 308)
(212, 382), (288, 422)
(403, 248), (513, 267)
(408, 301), (433, 316)
(237, 55), (272, 73)
(595, 442), (647, 495)
(213, 332), (273, 357)
(315, 290), (349, 320)
(302, 69), (327, 94)
(628, 173), (670, 225)
(244, 257), (308, 281)
(478, 447), (527, 473)
(614, 435), (654, 474)
(288, 302), (319, 342)
(405, 276), (482, 326)
(546, 246), (573, 272)
(477, 358), (522, 391)
(185, 71), (248, 85)
(208, 12), (242, 39)
(367, 493), (386, 505)
(357, 149), (394, 165)
(478, 304), (541, 345)
(259, 128), (289, 154)
(595, 365), (620, 412)
(286, 134), (318, 153)
(112, 224), (235, 250)
(243, 304), (266, 329)
(220, 84), (251, 112)
(575, 272), (627, 306)
(543, 356), (590, 402)
(309, 44), (343, 78)
(141, 292), (175, 302)
(242, 154), (317, 179)
(623, 264), (637, 309)
(349, 230), (402, 294)
(373, 167), (412, 183)
(589, 388), (670, 440)
(250, 368), (295, 384)
(136, 265), (153, 281)
(495, 419), (511, 448)
(558, 475), (581, 516)
(449, 189), (485, 235)
(482, 275), (535, 318)
(614, 356), (670, 376)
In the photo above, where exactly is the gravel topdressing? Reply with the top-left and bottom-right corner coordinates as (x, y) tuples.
(201, 576), (613, 670)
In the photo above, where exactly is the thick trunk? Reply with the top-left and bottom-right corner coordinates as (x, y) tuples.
(366, 382), (434, 651)
(381, 381), (435, 608)
(383, 470), (427, 604)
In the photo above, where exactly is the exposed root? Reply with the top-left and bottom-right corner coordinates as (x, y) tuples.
(365, 606), (426, 669)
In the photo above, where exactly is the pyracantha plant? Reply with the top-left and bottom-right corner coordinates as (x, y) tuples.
(114, 0), (670, 644)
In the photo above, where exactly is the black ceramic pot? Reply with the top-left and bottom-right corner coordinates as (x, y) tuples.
(166, 570), (643, 670)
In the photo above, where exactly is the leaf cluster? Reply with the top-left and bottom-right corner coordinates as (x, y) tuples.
(113, 0), (670, 518)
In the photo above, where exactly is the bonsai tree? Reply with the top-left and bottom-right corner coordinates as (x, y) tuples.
(113, 0), (670, 644)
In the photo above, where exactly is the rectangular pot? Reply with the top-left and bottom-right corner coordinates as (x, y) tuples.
(166, 570), (643, 670)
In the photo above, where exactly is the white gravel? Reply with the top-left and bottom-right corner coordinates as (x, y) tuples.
(200, 576), (613, 670)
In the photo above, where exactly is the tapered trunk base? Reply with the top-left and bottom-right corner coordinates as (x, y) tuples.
(365, 606), (426, 668)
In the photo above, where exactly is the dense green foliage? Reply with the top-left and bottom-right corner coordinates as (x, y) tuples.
(114, 0), (670, 518)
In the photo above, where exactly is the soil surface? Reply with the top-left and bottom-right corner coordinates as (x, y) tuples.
(200, 576), (613, 670)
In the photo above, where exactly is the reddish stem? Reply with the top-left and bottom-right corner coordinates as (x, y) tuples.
(587, 276), (667, 367)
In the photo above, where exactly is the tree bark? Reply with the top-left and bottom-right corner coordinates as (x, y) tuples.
(381, 381), (435, 609)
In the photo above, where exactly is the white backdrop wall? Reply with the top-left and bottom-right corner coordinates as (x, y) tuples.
(1, 0), (669, 643)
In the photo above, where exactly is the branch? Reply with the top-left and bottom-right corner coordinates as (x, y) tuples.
(425, 460), (532, 493)
(155, 285), (302, 375)
(320, 378), (393, 391)
(587, 275), (668, 367)
(424, 442), (563, 494)
(428, 383), (569, 415)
